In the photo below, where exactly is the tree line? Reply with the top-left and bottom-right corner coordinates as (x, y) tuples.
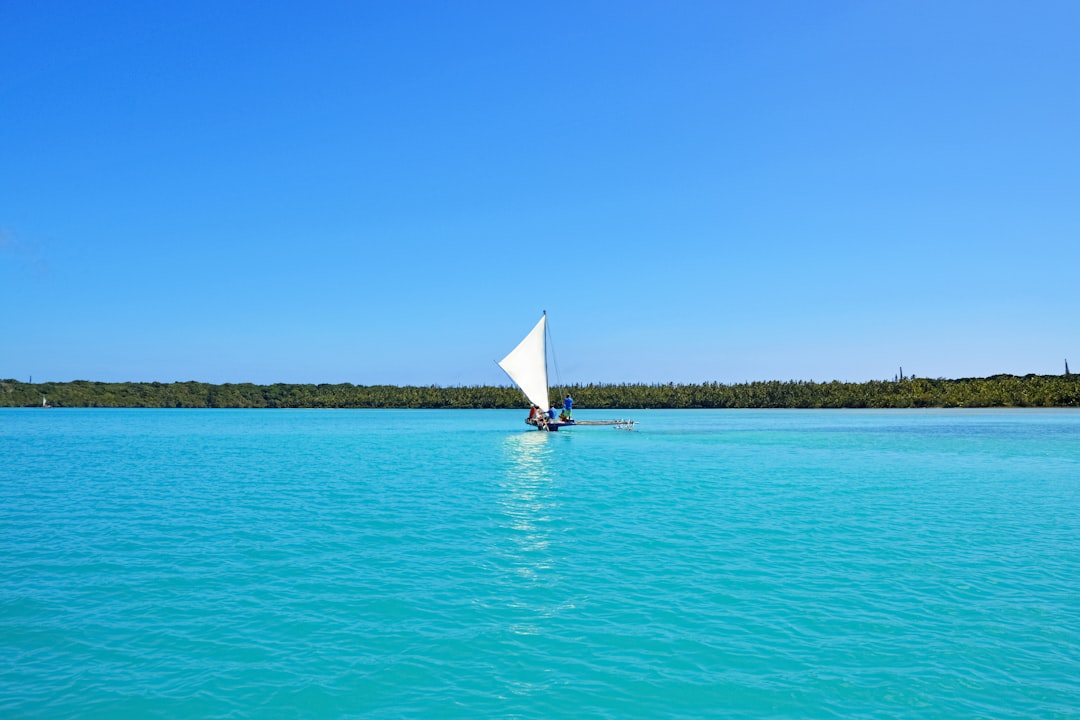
(2, 375), (1078, 409)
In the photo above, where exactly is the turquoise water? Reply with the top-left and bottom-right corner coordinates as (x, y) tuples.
(2, 408), (1078, 718)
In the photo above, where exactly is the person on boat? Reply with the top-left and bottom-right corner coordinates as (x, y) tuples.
(528, 405), (539, 424)
(563, 394), (573, 421)
(548, 405), (558, 422)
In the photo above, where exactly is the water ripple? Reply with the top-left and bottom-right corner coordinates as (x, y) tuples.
(1, 409), (1078, 718)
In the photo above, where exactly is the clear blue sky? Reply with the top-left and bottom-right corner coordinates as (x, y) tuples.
(2, 2), (1078, 386)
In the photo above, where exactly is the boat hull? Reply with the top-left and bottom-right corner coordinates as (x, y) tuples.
(526, 417), (637, 432)
(526, 419), (574, 431)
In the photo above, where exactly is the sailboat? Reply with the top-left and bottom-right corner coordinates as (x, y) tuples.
(497, 312), (636, 431)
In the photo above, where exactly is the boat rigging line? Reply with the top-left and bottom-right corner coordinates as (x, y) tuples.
(544, 309), (564, 400)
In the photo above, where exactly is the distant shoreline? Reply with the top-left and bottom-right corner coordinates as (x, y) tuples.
(2, 375), (1078, 409)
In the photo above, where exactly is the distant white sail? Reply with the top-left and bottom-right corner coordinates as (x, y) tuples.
(498, 314), (550, 410)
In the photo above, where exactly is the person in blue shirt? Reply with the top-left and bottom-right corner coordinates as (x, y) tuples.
(563, 394), (573, 421)
(548, 405), (558, 422)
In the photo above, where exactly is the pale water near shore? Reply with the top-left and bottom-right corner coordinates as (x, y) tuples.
(2, 408), (1078, 718)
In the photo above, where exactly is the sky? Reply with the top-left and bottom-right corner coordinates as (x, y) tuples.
(2, 1), (1078, 386)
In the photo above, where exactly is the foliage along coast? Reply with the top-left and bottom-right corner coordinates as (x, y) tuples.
(2, 375), (1079, 409)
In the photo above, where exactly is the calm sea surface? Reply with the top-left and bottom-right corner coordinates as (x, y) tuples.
(2, 408), (1078, 718)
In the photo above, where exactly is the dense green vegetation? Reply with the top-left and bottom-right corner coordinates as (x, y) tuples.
(2, 375), (1079, 409)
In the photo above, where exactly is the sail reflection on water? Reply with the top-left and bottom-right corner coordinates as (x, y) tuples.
(495, 432), (571, 637)
(499, 432), (556, 576)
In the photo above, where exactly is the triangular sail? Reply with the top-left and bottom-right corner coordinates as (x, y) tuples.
(498, 314), (549, 410)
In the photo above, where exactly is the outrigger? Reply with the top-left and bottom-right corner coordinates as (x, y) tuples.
(497, 312), (636, 432)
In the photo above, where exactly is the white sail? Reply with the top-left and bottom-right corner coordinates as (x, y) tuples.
(498, 314), (550, 411)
